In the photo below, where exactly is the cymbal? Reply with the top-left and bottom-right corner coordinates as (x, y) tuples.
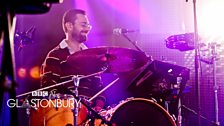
(64, 47), (149, 75)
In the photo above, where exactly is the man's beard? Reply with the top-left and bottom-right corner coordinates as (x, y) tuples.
(72, 31), (87, 43)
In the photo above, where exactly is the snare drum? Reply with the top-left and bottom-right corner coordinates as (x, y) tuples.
(29, 95), (88, 126)
(99, 98), (176, 126)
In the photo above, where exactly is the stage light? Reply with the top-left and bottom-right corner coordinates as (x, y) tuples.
(198, 0), (224, 43)
(18, 68), (27, 78)
(29, 66), (40, 79)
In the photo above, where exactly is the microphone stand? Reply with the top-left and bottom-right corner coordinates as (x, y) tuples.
(122, 33), (145, 53)
(188, 0), (201, 125)
(122, 33), (152, 62)
(211, 43), (220, 126)
(0, 1), (18, 126)
(187, 1), (220, 126)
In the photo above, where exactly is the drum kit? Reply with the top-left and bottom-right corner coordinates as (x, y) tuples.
(16, 46), (177, 126)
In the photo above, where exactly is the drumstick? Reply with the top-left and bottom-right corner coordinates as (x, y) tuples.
(75, 69), (106, 79)
(16, 70), (106, 98)
(16, 79), (73, 98)
(88, 77), (119, 102)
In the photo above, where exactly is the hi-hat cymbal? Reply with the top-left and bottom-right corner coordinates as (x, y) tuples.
(64, 46), (149, 75)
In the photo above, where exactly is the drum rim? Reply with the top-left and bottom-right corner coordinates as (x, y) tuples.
(110, 97), (177, 126)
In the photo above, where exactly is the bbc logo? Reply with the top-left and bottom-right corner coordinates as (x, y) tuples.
(32, 91), (48, 97)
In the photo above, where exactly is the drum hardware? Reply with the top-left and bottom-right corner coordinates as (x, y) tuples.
(176, 76), (182, 126)
(16, 79), (73, 98)
(150, 97), (157, 103)
(63, 88), (113, 126)
(15, 95), (38, 116)
(88, 78), (119, 102)
(71, 77), (119, 126)
(16, 70), (118, 126)
(186, 1), (201, 125)
(128, 60), (190, 100)
(70, 70), (109, 126)
(65, 46), (149, 75)
(114, 27), (146, 55)
(128, 60), (190, 126)
(64, 46), (149, 124)
(21, 95), (37, 116)
(199, 42), (220, 126)
(181, 105), (219, 126)
(165, 33), (195, 51)
(24, 98), (31, 115)
(171, 114), (177, 122)
(16, 69), (106, 98)
(65, 69), (112, 126)
(99, 98), (176, 126)
(16, 46), (149, 126)
(72, 75), (81, 126)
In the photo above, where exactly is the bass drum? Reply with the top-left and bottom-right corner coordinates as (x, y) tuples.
(29, 95), (88, 126)
(108, 98), (176, 126)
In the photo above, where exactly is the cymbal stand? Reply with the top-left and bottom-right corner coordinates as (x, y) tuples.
(187, 0), (201, 125)
(66, 76), (119, 126)
(64, 87), (113, 126)
(176, 77), (183, 126)
(198, 43), (220, 126)
(72, 75), (80, 126)
(71, 70), (107, 126)
(210, 43), (220, 126)
(70, 69), (110, 126)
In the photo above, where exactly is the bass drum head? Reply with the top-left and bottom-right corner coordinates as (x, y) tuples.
(110, 98), (176, 126)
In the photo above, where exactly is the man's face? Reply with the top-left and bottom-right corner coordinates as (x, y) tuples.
(70, 14), (91, 43)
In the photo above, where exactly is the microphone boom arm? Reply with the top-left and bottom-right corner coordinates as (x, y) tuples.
(122, 33), (145, 53)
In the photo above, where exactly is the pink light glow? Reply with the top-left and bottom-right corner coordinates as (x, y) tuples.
(139, 7), (153, 33)
(198, 0), (224, 43)
(101, 0), (139, 19)
(18, 68), (27, 78)
(74, 0), (88, 10)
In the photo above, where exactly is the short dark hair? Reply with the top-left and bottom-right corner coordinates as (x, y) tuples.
(62, 9), (86, 32)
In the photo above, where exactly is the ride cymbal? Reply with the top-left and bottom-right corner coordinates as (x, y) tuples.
(64, 46), (149, 75)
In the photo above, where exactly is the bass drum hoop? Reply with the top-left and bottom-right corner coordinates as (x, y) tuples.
(109, 98), (176, 126)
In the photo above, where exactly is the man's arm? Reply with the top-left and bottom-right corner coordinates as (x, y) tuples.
(40, 51), (61, 88)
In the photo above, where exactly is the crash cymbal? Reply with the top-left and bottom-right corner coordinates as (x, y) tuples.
(64, 46), (149, 75)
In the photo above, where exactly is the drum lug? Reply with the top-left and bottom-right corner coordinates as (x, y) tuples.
(171, 114), (177, 121)
(126, 97), (134, 101)
(127, 97), (134, 101)
(150, 97), (157, 103)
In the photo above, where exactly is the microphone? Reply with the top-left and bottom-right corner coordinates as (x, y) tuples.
(113, 28), (138, 35)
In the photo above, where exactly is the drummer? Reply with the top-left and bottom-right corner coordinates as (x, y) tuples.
(40, 9), (106, 112)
